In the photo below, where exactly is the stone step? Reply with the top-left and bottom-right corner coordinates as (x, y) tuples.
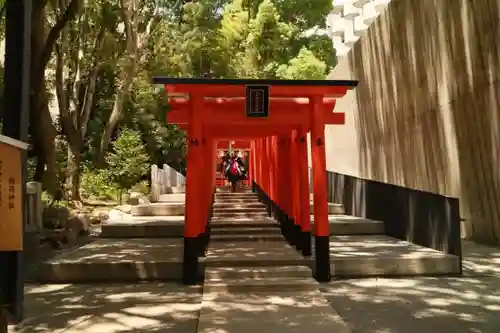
(321, 215), (385, 235)
(212, 211), (269, 218)
(212, 207), (267, 214)
(131, 203), (185, 216)
(205, 241), (309, 267)
(209, 218), (279, 229)
(205, 265), (312, 280)
(203, 277), (319, 293)
(157, 193), (185, 203)
(214, 199), (261, 205)
(213, 202), (266, 209)
(35, 238), (197, 283)
(323, 235), (461, 277)
(310, 202), (345, 215)
(210, 233), (284, 242)
(100, 215), (383, 238)
(164, 186), (185, 194)
(210, 226), (280, 235)
(215, 193), (257, 200)
(101, 218), (185, 238)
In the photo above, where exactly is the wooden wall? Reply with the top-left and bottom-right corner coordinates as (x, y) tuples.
(327, 0), (500, 244)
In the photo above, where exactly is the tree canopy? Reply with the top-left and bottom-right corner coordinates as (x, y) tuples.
(0, 0), (336, 201)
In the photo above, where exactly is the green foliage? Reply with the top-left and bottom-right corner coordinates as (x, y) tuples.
(11, 0), (336, 202)
(276, 47), (327, 80)
(80, 166), (120, 201)
(216, 0), (334, 79)
(103, 128), (150, 202)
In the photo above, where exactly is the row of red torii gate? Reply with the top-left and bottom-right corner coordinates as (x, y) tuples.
(153, 77), (358, 284)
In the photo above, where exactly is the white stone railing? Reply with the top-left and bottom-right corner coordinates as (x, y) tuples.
(151, 164), (186, 202)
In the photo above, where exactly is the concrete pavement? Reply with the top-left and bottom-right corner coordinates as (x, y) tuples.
(321, 241), (500, 333)
(9, 241), (500, 332)
(9, 283), (202, 333)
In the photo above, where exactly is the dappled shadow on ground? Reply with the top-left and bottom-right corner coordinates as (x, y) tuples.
(197, 291), (349, 333)
(321, 241), (500, 333)
(206, 241), (302, 262)
(328, 235), (449, 259)
(462, 241), (500, 277)
(9, 283), (202, 333)
(322, 276), (500, 333)
(49, 239), (185, 263)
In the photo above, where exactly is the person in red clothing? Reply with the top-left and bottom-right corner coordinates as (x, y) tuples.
(224, 152), (246, 192)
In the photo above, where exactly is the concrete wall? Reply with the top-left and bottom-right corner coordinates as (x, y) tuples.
(325, 0), (500, 243)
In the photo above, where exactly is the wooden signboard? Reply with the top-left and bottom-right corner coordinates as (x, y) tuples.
(245, 85), (270, 118)
(0, 135), (28, 251)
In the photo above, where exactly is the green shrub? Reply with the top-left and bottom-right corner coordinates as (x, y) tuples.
(104, 128), (150, 203)
(80, 166), (120, 201)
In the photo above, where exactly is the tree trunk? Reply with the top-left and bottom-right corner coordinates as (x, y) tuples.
(66, 144), (82, 201)
(29, 0), (81, 197)
(40, 104), (59, 196)
(97, 78), (132, 166)
(97, 0), (141, 165)
(80, 26), (106, 138)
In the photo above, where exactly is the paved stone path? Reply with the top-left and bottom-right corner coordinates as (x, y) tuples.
(9, 241), (500, 333)
(321, 241), (500, 333)
(10, 284), (202, 333)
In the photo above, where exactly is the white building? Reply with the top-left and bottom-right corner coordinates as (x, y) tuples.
(307, 0), (392, 174)
(326, 0), (391, 59)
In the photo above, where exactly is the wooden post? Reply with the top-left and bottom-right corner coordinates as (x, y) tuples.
(183, 94), (204, 285)
(309, 95), (331, 282)
(26, 182), (42, 232)
(0, 309), (8, 333)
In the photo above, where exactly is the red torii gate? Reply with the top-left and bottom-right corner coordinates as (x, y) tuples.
(153, 77), (358, 284)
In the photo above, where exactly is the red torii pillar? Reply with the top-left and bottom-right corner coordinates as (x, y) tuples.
(257, 139), (264, 188)
(276, 135), (295, 243)
(270, 136), (279, 202)
(296, 128), (312, 256)
(249, 141), (256, 183)
(289, 128), (312, 256)
(183, 94), (205, 284)
(309, 96), (330, 281)
(265, 137), (273, 196)
(290, 130), (301, 248)
(281, 137), (293, 217)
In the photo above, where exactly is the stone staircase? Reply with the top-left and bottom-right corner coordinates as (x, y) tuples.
(36, 185), (460, 284)
(210, 193), (282, 242)
(197, 189), (352, 332)
(205, 190), (314, 292)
